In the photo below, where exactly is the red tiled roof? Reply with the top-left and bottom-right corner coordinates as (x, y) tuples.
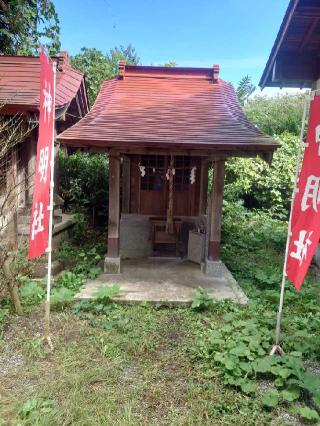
(0, 54), (89, 114)
(58, 64), (279, 154)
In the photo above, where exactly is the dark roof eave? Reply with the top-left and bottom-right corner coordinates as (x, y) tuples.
(57, 137), (280, 153)
(259, 0), (299, 89)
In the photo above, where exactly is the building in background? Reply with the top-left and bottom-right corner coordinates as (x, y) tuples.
(0, 52), (89, 253)
(260, 0), (320, 90)
(260, 0), (320, 268)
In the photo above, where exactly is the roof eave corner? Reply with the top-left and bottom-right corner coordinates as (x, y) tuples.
(213, 64), (220, 83)
(118, 60), (126, 79)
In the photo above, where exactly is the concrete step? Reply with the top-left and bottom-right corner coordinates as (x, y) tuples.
(18, 215), (30, 225)
(33, 259), (63, 278)
(18, 214), (63, 229)
(53, 215), (62, 224)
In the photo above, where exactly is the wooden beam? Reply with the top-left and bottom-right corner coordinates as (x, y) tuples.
(298, 18), (320, 52)
(107, 152), (120, 257)
(208, 160), (225, 260)
(272, 53), (318, 87)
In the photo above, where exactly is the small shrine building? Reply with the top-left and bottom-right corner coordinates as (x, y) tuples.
(58, 62), (279, 276)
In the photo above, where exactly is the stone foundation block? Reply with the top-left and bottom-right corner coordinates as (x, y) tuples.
(203, 260), (226, 278)
(120, 216), (152, 258)
(104, 256), (121, 274)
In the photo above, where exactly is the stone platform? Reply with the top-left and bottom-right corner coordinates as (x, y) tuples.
(76, 258), (247, 305)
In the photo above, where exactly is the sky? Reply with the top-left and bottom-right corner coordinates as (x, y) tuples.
(54, 0), (289, 89)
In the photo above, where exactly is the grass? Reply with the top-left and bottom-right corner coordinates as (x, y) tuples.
(1, 304), (280, 426)
(0, 203), (319, 425)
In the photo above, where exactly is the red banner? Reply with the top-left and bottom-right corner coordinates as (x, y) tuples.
(286, 94), (320, 289)
(28, 50), (55, 259)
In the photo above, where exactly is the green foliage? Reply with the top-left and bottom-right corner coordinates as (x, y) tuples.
(0, 0), (60, 55)
(17, 397), (56, 423)
(51, 287), (74, 305)
(224, 92), (305, 217)
(55, 242), (103, 299)
(71, 44), (139, 105)
(192, 204), (320, 416)
(56, 271), (84, 293)
(70, 284), (121, 326)
(19, 280), (45, 306)
(106, 44), (140, 76)
(298, 406), (320, 422)
(158, 61), (177, 67)
(58, 151), (109, 225)
(244, 93), (305, 137)
(71, 48), (113, 106)
(236, 75), (256, 106)
(261, 389), (279, 407)
(191, 287), (214, 311)
(225, 133), (298, 217)
(195, 297), (320, 409)
(198, 202), (320, 414)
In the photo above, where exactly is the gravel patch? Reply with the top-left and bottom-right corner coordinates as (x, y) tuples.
(0, 352), (24, 375)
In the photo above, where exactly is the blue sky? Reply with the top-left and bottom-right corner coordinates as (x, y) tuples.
(54, 0), (288, 87)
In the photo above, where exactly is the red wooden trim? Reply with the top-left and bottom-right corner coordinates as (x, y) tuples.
(107, 237), (119, 258)
(107, 152), (120, 257)
(208, 160), (225, 261)
(208, 241), (220, 261)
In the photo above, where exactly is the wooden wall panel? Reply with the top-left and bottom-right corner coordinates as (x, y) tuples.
(128, 154), (204, 217)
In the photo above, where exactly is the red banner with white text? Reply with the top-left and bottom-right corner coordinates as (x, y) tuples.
(286, 94), (320, 289)
(28, 49), (55, 260)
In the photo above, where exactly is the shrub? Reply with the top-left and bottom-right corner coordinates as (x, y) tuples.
(58, 151), (109, 226)
(244, 93), (305, 137)
(224, 133), (297, 218)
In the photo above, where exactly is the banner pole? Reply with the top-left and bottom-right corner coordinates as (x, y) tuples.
(270, 92), (309, 356)
(44, 60), (56, 351)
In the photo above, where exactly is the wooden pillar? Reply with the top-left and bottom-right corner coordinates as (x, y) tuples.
(6, 149), (18, 250)
(122, 155), (131, 214)
(26, 132), (37, 205)
(107, 152), (120, 258)
(199, 159), (209, 215)
(208, 160), (225, 260)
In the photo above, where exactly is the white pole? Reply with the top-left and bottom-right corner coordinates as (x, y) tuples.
(44, 61), (56, 351)
(270, 92), (310, 356)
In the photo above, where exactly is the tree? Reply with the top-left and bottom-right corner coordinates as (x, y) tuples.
(71, 44), (140, 106)
(244, 93), (305, 137)
(0, 0), (60, 55)
(225, 92), (306, 217)
(71, 48), (112, 107)
(236, 75), (256, 106)
(162, 61), (177, 67)
(106, 44), (140, 75)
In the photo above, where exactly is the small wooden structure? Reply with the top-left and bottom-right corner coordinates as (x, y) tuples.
(260, 0), (320, 268)
(260, 0), (320, 89)
(0, 52), (89, 243)
(58, 63), (279, 274)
